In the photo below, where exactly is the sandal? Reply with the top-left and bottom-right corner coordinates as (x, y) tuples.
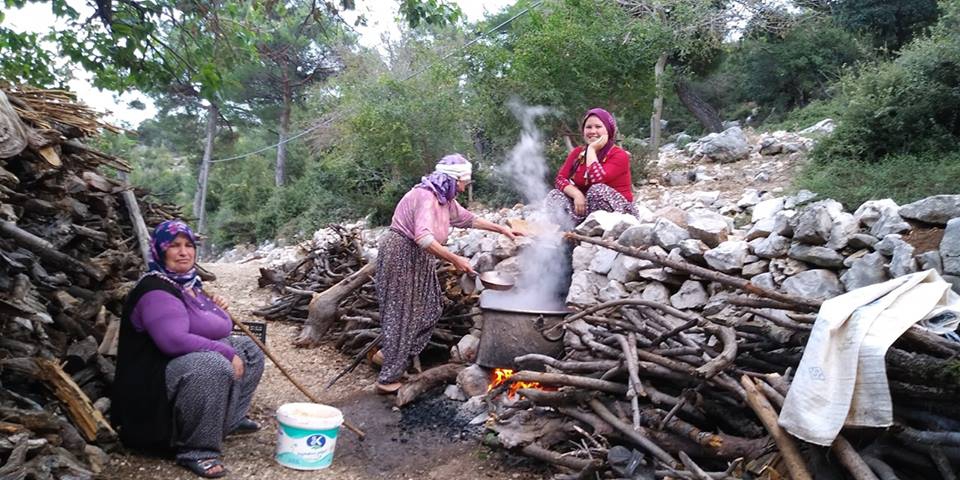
(229, 417), (261, 435)
(375, 381), (402, 394)
(177, 458), (227, 479)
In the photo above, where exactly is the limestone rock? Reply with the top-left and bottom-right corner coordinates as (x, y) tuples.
(854, 199), (900, 228)
(782, 269), (843, 300)
(752, 272), (777, 290)
(848, 233), (879, 250)
(742, 259), (769, 277)
(608, 255), (653, 284)
(746, 217), (776, 241)
(589, 247), (619, 275)
(577, 210), (641, 237)
(798, 118), (835, 136)
(642, 282), (671, 304)
(874, 235), (905, 257)
(566, 271), (607, 305)
(918, 251), (943, 274)
(888, 242), (918, 278)
(571, 244), (597, 271)
(700, 126), (750, 163)
(751, 233), (790, 259)
(792, 205), (832, 245)
(752, 197), (785, 223)
(653, 218), (690, 250)
(678, 239), (708, 263)
(770, 258), (809, 283)
(654, 206), (689, 227)
(787, 243), (845, 268)
(738, 190), (763, 208)
(670, 280), (709, 310)
(841, 253), (889, 291)
(598, 280), (629, 302)
(826, 212), (858, 250)
(704, 240), (749, 273)
(618, 224), (656, 248)
(899, 195), (960, 225)
(940, 218), (960, 276)
(784, 190), (818, 209)
(686, 210), (731, 248)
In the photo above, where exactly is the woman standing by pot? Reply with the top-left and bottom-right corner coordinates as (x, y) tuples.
(374, 154), (522, 394)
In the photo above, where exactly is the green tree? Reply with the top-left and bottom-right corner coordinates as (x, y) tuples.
(831, 0), (940, 53)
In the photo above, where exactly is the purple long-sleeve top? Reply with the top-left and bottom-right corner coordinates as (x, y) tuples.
(130, 288), (236, 360)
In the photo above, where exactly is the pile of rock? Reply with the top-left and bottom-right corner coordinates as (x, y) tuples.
(560, 193), (960, 312)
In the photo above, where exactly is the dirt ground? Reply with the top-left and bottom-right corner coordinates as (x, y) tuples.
(104, 261), (546, 480)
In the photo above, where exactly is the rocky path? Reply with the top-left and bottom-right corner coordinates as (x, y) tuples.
(105, 261), (541, 480)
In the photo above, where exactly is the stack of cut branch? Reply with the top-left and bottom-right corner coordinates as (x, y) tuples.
(0, 86), (181, 479)
(255, 226), (477, 360)
(483, 233), (960, 479)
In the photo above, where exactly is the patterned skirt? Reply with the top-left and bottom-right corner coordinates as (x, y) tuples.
(375, 230), (443, 383)
(545, 183), (639, 228)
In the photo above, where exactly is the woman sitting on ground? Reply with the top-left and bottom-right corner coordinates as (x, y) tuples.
(374, 154), (522, 394)
(545, 107), (638, 228)
(112, 220), (264, 479)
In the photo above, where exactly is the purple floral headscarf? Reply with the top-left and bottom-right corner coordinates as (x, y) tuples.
(581, 108), (618, 161)
(416, 154), (472, 205)
(148, 219), (200, 288)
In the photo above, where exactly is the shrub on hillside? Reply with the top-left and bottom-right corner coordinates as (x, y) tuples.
(814, 4), (960, 163)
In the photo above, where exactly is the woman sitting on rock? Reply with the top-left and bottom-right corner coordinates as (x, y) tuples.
(546, 107), (638, 228)
(373, 154), (522, 394)
(112, 220), (264, 478)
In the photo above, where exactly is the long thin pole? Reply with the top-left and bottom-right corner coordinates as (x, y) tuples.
(229, 316), (366, 440)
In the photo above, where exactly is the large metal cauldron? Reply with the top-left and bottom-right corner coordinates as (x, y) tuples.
(475, 290), (569, 369)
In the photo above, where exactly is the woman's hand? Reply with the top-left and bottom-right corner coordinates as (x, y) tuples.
(210, 293), (230, 312)
(588, 134), (608, 152)
(451, 255), (476, 275)
(572, 190), (587, 216)
(498, 225), (524, 240)
(231, 354), (244, 380)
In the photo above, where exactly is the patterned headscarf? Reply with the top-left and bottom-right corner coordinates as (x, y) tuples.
(416, 154), (472, 205)
(581, 108), (618, 162)
(148, 219), (201, 289)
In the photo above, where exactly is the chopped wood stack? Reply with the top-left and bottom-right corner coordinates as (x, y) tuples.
(483, 233), (960, 479)
(0, 85), (181, 479)
(254, 225), (477, 359)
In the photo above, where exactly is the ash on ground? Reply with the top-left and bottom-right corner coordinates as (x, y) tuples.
(396, 387), (486, 443)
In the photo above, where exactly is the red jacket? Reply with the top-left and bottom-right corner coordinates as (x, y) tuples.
(553, 145), (633, 202)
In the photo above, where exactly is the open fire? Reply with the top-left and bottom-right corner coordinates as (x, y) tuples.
(487, 368), (547, 399)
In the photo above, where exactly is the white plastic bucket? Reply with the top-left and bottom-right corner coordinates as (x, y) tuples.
(275, 402), (344, 470)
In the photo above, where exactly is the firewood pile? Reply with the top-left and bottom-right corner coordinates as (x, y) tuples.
(479, 230), (960, 480)
(254, 225), (477, 361)
(0, 85), (182, 479)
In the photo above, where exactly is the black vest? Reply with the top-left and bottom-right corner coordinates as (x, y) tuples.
(111, 274), (182, 452)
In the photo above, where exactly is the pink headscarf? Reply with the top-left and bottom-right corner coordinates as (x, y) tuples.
(581, 108), (618, 161)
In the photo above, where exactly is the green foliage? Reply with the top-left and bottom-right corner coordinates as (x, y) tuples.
(793, 151), (960, 210)
(813, 7), (960, 163)
(719, 18), (867, 115)
(832, 0), (940, 53)
(765, 96), (847, 132)
(0, 27), (61, 86)
(462, 0), (657, 150)
(399, 0), (463, 28)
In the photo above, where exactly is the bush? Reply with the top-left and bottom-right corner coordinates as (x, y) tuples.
(793, 150), (960, 210)
(814, 6), (960, 163)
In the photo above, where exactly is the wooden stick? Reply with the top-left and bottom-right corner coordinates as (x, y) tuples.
(588, 398), (678, 467)
(117, 172), (152, 267)
(739, 375), (812, 480)
(832, 435), (880, 480)
(229, 317), (366, 439)
(325, 334), (382, 389)
(34, 358), (116, 442)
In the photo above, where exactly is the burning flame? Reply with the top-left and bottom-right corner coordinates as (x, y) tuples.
(487, 368), (544, 399)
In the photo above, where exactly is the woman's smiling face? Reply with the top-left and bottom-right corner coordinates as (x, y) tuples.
(582, 115), (607, 143)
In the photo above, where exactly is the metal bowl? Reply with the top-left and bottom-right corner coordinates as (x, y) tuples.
(479, 271), (515, 291)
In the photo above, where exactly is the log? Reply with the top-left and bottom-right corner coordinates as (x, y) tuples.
(116, 172), (151, 267)
(0, 91), (29, 158)
(739, 375), (811, 480)
(587, 398), (678, 467)
(395, 363), (465, 407)
(34, 358), (115, 442)
(0, 221), (105, 280)
(832, 435), (880, 480)
(294, 262), (375, 347)
(505, 371), (628, 396)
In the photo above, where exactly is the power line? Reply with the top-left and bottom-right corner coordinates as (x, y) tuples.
(208, 1), (543, 164)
